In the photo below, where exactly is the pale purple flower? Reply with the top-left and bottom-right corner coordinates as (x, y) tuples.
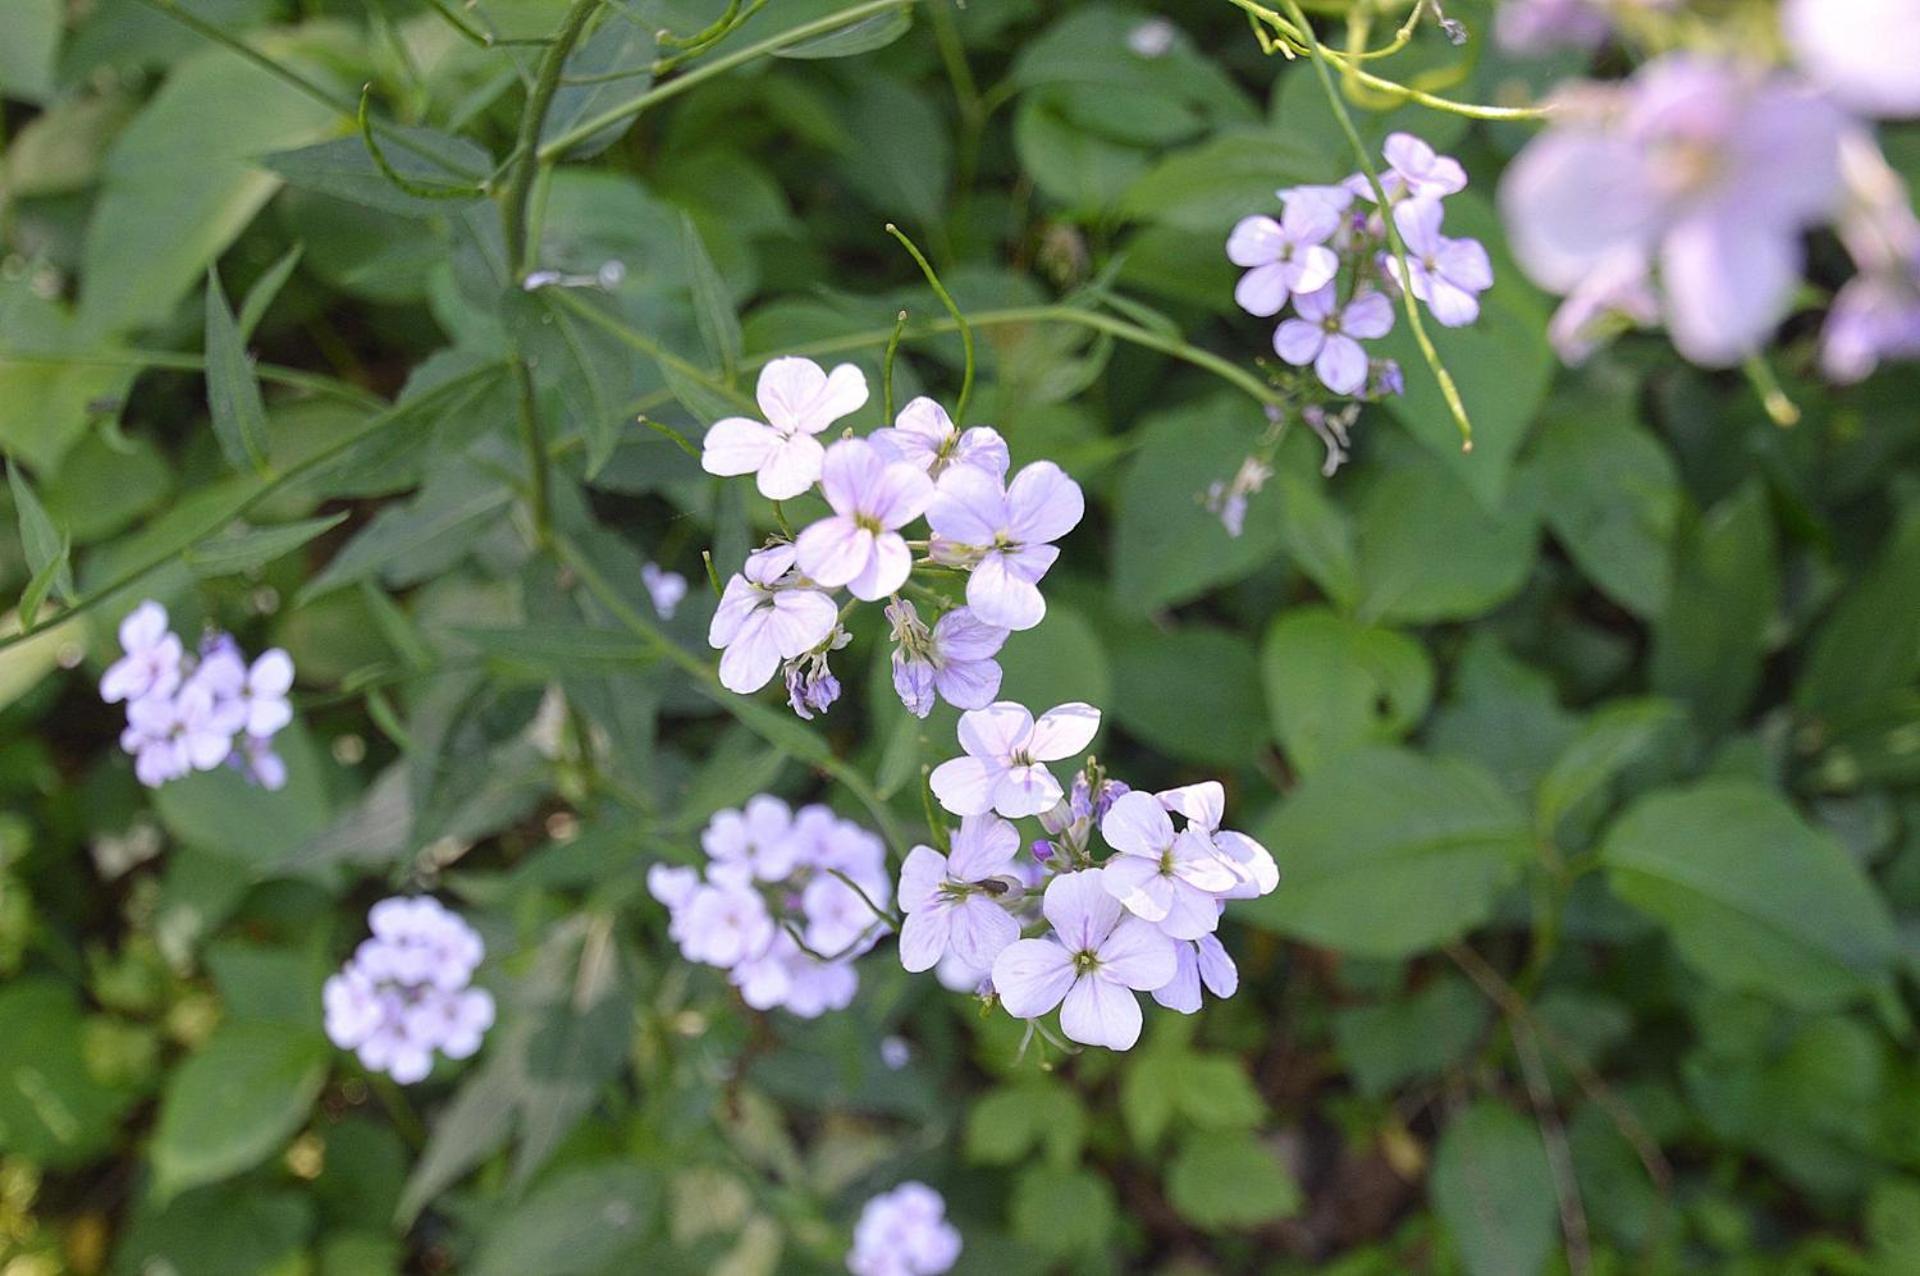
(870, 397), (1009, 480)
(701, 357), (869, 500)
(795, 438), (934, 601)
(1501, 56), (1847, 366)
(802, 868), (887, 957)
(785, 658), (842, 720)
(926, 461), (1084, 631)
(1387, 197), (1494, 327)
(848, 1183), (962, 1276)
(1099, 791), (1241, 939)
(928, 700), (1101, 819)
(641, 562), (687, 619)
(880, 1036), (912, 1069)
(1202, 455), (1274, 538)
(1545, 248), (1660, 364)
(1823, 270), (1920, 382)
(703, 793), (799, 883)
(324, 897), (494, 1084)
(1126, 16), (1178, 58)
(991, 870), (1176, 1051)
(1158, 781), (1279, 900)
(1785, 0), (1920, 119)
(171, 678), (245, 773)
(1226, 196), (1342, 318)
(708, 544), (838, 695)
(1348, 132), (1468, 204)
(1495, 0), (1611, 54)
(677, 881), (776, 967)
(1274, 285), (1396, 395)
(239, 734), (287, 791)
(896, 815), (1022, 974)
(100, 601), (182, 705)
(1153, 933), (1240, 1014)
(887, 600), (1007, 719)
(121, 694), (189, 787)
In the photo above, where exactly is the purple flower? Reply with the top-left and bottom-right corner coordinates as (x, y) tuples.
(928, 700), (1102, 819)
(324, 897), (494, 1084)
(848, 1183), (962, 1276)
(870, 396), (1009, 480)
(794, 438), (935, 601)
(707, 544), (838, 695)
(1387, 197), (1494, 327)
(1348, 132), (1468, 204)
(1546, 249), (1660, 364)
(896, 814), (1022, 974)
(926, 461), (1084, 631)
(702, 793), (799, 883)
(990, 870), (1176, 1051)
(1274, 285), (1397, 395)
(641, 562), (687, 619)
(1494, 0), (1612, 55)
(1226, 194), (1342, 317)
(887, 601), (1008, 719)
(1158, 781), (1280, 900)
(1152, 934), (1240, 1014)
(1500, 56), (1847, 366)
(1785, 0), (1920, 119)
(1823, 270), (1920, 383)
(785, 654), (842, 720)
(700, 357), (869, 500)
(1098, 790), (1240, 939)
(100, 601), (182, 705)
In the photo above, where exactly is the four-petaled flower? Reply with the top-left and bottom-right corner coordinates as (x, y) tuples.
(1157, 781), (1280, 900)
(897, 814), (1023, 973)
(1098, 790), (1241, 939)
(871, 396), (1009, 480)
(708, 545), (838, 694)
(794, 438), (935, 601)
(929, 700), (1101, 819)
(1226, 195), (1342, 317)
(991, 870), (1176, 1050)
(1387, 197), (1495, 327)
(1274, 284), (1397, 395)
(888, 601), (1008, 719)
(700, 357), (869, 499)
(926, 461), (1084, 631)
(100, 601), (183, 705)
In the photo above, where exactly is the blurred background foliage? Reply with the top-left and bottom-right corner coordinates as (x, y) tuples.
(2, 0), (1920, 1272)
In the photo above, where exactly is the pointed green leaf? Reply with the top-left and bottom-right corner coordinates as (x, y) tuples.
(237, 242), (304, 340)
(204, 266), (271, 472)
(182, 511), (348, 578)
(7, 462), (73, 604)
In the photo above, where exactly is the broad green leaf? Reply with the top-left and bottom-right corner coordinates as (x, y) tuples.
(772, 5), (912, 58)
(1534, 698), (1682, 834)
(1010, 6), (1254, 124)
(203, 268), (271, 472)
(1429, 634), (1581, 804)
(1333, 974), (1490, 1097)
(965, 1080), (1087, 1168)
(1010, 1165), (1117, 1259)
(79, 41), (340, 332)
(996, 598), (1113, 715)
(1651, 482), (1776, 735)
(1354, 442), (1538, 625)
(16, 534), (69, 626)
(1260, 606), (1431, 775)
(1166, 1132), (1301, 1231)
(150, 1021), (329, 1199)
(1247, 747), (1532, 956)
(0, 980), (135, 1168)
(1527, 392), (1680, 618)
(680, 213), (742, 380)
(1110, 625), (1265, 768)
(1599, 780), (1898, 1009)
(114, 1185), (314, 1276)
(0, 277), (137, 472)
(0, 0), (61, 102)
(299, 462), (515, 604)
(183, 512), (349, 578)
(1121, 128), (1322, 233)
(1120, 1036), (1265, 1151)
(473, 1165), (657, 1276)
(8, 462), (74, 603)
(1796, 505), (1920, 721)
(1111, 394), (1287, 613)
(152, 724), (333, 868)
(839, 75), (952, 226)
(1015, 93), (1149, 216)
(1432, 1102), (1558, 1276)
(262, 128), (492, 217)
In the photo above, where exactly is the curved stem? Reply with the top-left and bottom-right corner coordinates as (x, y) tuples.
(504, 0), (604, 278)
(885, 224), (975, 423)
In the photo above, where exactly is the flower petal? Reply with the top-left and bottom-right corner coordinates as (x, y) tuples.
(1102, 854), (1172, 922)
(897, 844), (949, 913)
(1152, 943), (1203, 1013)
(929, 755), (998, 816)
(1157, 781), (1224, 831)
(898, 905), (952, 973)
(992, 763), (1063, 818)
(1234, 263), (1292, 318)
(933, 657), (1002, 710)
(1097, 916), (1178, 991)
(948, 813), (1021, 880)
(1226, 214), (1286, 267)
(1196, 933), (1240, 998)
(992, 938), (1075, 1019)
(1273, 318), (1324, 367)
(766, 589), (838, 657)
(966, 554), (1048, 631)
(948, 898), (1021, 973)
(1042, 869), (1124, 954)
(1101, 790), (1174, 857)
(846, 530), (912, 601)
(1315, 333), (1369, 395)
(1060, 975), (1143, 1049)
(1005, 461), (1084, 545)
(794, 515), (872, 588)
(701, 416), (779, 477)
(1028, 702), (1101, 761)
(756, 432), (826, 500)
(926, 463), (1007, 546)
(956, 701), (1034, 762)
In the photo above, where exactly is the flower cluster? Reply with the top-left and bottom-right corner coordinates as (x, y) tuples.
(901, 701), (1277, 1051)
(1227, 132), (1491, 397)
(101, 600), (294, 790)
(847, 1182), (961, 1276)
(701, 358), (1082, 721)
(648, 796), (892, 1017)
(322, 897), (495, 1084)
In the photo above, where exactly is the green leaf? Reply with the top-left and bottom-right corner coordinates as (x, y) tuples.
(1121, 128), (1322, 233)
(236, 243), (305, 340)
(455, 625), (659, 675)
(1527, 391), (1680, 618)
(1599, 780), (1898, 1009)
(772, 5), (912, 58)
(263, 128), (494, 217)
(1010, 1165), (1116, 1259)
(1432, 1101), (1558, 1276)
(150, 1021), (329, 1199)
(16, 532), (70, 625)
(1353, 442), (1538, 625)
(1015, 93), (1149, 217)
(1651, 482), (1776, 735)
(203, 267), (271, 472)
(0, 279), (138, 472)
(473, 1164), (657, 1276)
(299, 462), (515, 604)
(996, 598), (1113, 714)
(0, 980), (136, 1168)
(1534, 698), (1682, 834)
(965, 1079), (1087, 1168)
(79, 40), (339, 332)
(153, 724), (333, 868)
(1246, 747), (1532, 957)
(8, 462), (74, 604)
(1796, 505), (1920, 721)
(1120, 1026), (1266, 1150)
(0, 0), (61, 102)
(1332, 974), (1490, 1097)
(839, 75), (952, 226)
(1260, 606), (1432, 775)
(183, 512), (347, 578)
(1166, 1131), (1301, 1231)
(541, 17), (657, 160)
(1110, 625), (1265, 768)
(679, 212), (741, 380)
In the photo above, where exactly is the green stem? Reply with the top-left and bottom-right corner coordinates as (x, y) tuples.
(1277, 0), (1475, 449)
(0, 363), (505, 655)
(545, 288), (756, 411)
(881, 309), (909, 423)
(504, 0), (604, 278)
(0, 348), (383, 409)
(1743, 354), (1801, 428)
(885, 223), (974, 423)
(513, 357), (554, 547)
(536, 0), (913, 161)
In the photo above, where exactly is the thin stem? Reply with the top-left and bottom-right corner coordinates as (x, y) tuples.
(1743, 354), (1801, 427)
(885, 224), (974, 423)
(1277, 0), (1474, 449)
(504, 0), (604, 277)
(545, 288), (756, 411)
(513, 357), (553, 547)
(881, 309), (909, 423)
(0, 364), (506, 655)
(536, 0), (913, 161)
(826, 867), (901, 927)
(1510, 1013), (1593, 1276)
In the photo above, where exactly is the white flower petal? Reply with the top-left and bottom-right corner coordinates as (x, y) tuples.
(992, 938), (1075, 1019)
(1027, 702), (1101, 762)
(1060, 975), (1142, 1049)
